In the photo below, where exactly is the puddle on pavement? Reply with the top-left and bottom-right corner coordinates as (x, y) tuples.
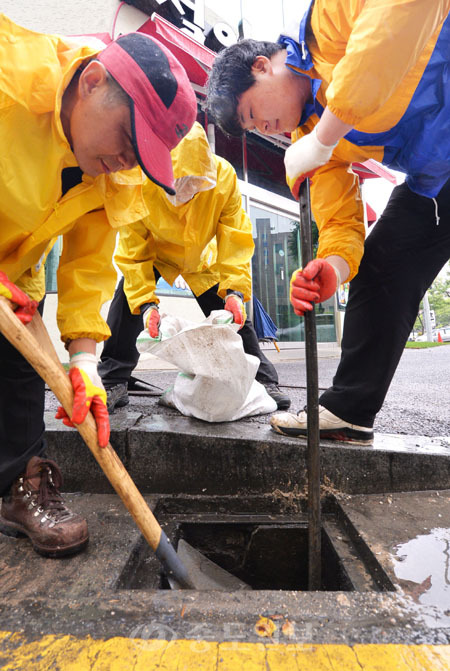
(392, 527), (450, 623)
(116, 497), (393, 592)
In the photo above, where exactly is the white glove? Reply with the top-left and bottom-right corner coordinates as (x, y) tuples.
(174, 275), (189, 290)
(284, 127), (337, 183)
(55, 352), (109, 448)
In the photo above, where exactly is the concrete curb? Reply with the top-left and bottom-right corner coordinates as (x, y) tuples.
(44, 412), (450, 496)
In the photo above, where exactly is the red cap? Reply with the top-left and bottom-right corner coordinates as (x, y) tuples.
(98, 32), (197, 194)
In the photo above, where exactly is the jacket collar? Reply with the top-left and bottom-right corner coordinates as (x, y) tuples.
(278, 0), (322, 125)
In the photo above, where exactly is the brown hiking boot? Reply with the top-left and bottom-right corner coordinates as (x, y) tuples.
(0, 456), (88, 557)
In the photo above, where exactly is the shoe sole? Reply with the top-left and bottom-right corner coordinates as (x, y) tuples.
(271, 424), (374, 446)
(0, 517), (89, 557)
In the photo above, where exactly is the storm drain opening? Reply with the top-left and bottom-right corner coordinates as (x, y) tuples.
(116, 497), (394, 592)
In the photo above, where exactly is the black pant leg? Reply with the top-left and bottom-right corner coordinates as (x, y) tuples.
(320, 180), (450, 427)
(194, 285), (279, 385)
(98, 277), (145, 385)
(0, 300), (46, 496)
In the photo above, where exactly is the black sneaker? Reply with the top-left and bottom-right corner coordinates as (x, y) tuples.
(105, 383), (129, 413)
(263, 383), (291, 410)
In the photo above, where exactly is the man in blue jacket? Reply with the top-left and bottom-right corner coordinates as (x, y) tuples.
(207, 0), (449, 444)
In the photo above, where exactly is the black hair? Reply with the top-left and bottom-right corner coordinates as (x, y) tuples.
(206, 39), (282, 137)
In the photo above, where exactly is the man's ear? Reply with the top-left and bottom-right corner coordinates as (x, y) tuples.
(251, 55), (272, 76)
(78, 60), (108, 98)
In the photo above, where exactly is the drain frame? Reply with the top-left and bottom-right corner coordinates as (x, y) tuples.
(115, 495), (394, 593)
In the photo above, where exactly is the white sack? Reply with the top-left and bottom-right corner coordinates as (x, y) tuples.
(137, 311), (277, 422)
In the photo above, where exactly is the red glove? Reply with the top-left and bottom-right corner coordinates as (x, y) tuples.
(143, 304), (161, 339)
(0, 271), (39, 324)
(224, 292), (247, 329)
(55, 352), (109, 448)
(290, 259), (339, 316)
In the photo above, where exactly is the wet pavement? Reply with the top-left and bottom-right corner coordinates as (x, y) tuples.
(339, 491), (450, 630)
(0, 492), (449, 644)
(1, 491), (450, 671)
(1, 346), (450, 667)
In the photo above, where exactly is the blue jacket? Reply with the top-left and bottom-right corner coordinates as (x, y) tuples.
(279, 0), (449, 277)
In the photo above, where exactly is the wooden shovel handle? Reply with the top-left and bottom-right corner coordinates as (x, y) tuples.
(0, 297), (162, 551)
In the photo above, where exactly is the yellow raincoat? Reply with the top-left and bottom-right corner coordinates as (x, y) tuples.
(282, 0), (450, 280)
(0, 15), (149, 341)
(116, 122), (254, 314)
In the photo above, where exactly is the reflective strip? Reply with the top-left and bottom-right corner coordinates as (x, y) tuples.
(432, 198), (440, 225)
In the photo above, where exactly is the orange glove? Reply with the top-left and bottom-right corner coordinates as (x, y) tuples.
(224, 291), (247, 329)
(55, 352), (109, 448)
(290, 260), (340, 316)
(143, 304), (161, 339)
(0, 271), (39, 324)
(289, 171), (316, 201)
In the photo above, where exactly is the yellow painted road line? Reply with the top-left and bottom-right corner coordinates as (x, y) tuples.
(0, 632), (449, 670)
(353, 644), (450, 671)
(217, 641), (266, 669)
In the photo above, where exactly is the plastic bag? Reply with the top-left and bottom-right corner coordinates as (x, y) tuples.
(137, 310), (277, 422)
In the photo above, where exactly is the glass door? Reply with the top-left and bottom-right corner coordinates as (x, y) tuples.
(250, 204), (336, 343)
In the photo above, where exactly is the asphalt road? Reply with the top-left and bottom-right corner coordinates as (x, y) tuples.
(275, 346), (450, 438)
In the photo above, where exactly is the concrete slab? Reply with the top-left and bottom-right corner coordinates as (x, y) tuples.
(0, 493), (449, 646)
(0, 494), (145, 602)
(2, 355), (447, 657)
(339, 490), (450, 629)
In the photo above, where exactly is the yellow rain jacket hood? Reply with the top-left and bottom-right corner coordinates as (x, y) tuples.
(116, 122), (254, 313)
(0, 15), (149, 341)
(280, 0), (450, 280)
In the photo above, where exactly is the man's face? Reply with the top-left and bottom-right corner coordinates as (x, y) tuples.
(236, 55), (306, 136)
(69, 64), (138, 177)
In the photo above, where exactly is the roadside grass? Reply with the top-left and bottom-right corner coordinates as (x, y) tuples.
(405, 341), (450, 349)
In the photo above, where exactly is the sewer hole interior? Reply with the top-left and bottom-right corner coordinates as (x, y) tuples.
(117, 520), (354, 591)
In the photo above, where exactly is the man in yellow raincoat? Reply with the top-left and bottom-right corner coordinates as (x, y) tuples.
(207, 0), (450, 445)
(0, 15), (196, 557)
(98, 122), (290, 412)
